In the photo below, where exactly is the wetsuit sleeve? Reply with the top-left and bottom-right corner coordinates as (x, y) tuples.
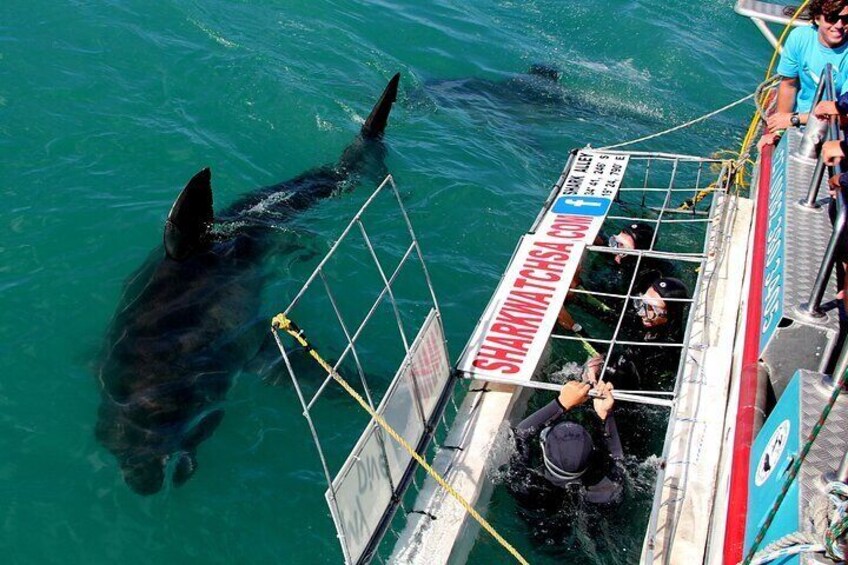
(584, 413), (625, 505)
(514, 399), (565, 465)
(516, 399), (564, 438)
(603, 413), (624, 461)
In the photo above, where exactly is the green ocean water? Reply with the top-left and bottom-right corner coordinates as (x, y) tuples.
(1, 1), (770, 563)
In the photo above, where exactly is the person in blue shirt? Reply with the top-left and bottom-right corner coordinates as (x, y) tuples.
(760, 0), (848, 148)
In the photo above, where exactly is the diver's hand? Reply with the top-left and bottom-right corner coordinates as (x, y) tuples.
(593, 381), (615, 421)
(558, 381), (590, 411)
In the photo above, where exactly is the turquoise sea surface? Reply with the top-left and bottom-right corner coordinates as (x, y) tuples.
(2, 1), (771, 563)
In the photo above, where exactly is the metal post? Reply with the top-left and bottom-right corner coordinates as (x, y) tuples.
(797, 66), (833, 161)
(798, 189), (846, 319)
(799, 157), (827, 209)
(838, 450), (848, 484)
(799, 66), (835, 207)
(798, 67), (848, 319)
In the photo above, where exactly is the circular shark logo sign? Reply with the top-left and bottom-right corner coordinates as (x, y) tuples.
(755, 420), (790, 487)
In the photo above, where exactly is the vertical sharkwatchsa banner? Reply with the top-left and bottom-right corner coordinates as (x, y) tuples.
(457, 151), (629, 381)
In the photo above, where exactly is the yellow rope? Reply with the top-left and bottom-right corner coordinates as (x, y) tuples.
(580, 338), (599, 358)
(271, 313), (530, 565)
(580, 290), (613, 313)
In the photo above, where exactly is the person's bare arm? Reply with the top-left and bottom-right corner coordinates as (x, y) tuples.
(766, 77), (801, 132)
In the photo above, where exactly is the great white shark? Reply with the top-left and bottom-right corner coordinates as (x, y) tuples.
(95, 73), (400, 495)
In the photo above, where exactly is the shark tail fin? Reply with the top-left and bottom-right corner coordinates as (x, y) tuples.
(360, 72), (400, 140)
(164, 168), (214, 261)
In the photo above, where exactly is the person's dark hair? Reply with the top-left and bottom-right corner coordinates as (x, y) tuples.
(621, 222), (655, 251)
(807, 0), (848, 21)
(651, 277), (689, 337)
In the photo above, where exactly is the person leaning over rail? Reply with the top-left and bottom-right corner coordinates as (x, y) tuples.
(759, 0), (848, 149)
(508, 374), (624, 512)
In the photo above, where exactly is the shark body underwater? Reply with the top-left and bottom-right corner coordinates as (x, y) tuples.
(95, 73), (400, 495)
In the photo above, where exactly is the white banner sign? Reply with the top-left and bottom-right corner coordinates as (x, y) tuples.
(458, 150), (628, 381)
(327, 310), (450, 564)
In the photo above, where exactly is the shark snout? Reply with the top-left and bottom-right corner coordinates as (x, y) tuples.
(121, 453), (167, 495)
(120, 450), (198, 495)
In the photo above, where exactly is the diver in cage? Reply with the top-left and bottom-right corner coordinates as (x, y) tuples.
(602, 273), (689, 390)
(508, 371), (624, 512)
(556, 222), (657, 333)
(557, 256), (689, 389)
(563, 272), (690, 391)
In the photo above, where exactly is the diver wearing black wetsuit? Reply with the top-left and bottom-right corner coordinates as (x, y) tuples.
(601, 276), (689, 391)
(508, 380), (624, 510)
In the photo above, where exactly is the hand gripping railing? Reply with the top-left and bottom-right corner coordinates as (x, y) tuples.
(798, 65), (848, 319)
(799, 64), (836, 208)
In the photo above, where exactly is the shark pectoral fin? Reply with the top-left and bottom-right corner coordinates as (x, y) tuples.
(360, 73), (400, 139)
(246, 329), (286, 380)
(172, 451), (197, 487)
(164, 168), (215, 261)
(182, 409), (225, 451)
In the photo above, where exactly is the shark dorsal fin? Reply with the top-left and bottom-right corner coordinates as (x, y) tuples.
(164, 168), (214, 261)
(360, 73), (400, 140)
(528, 64), (560, 82)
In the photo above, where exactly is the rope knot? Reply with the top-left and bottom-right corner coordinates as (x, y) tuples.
(271, 313), (292, 331)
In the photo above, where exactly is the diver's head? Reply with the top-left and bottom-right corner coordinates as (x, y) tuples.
(609, 222), (655, 264)
(634, 276), (689, 328)
(540, 422), (594, 487)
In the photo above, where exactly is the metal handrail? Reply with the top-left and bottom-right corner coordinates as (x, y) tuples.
(799, 66), (848, 318)
(799, 65), (836, 207)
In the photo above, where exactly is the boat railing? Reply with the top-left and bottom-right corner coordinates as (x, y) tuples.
(797, 65), (834, 164)
(797, 64), (848, 319)
(734, 0), (810, 50)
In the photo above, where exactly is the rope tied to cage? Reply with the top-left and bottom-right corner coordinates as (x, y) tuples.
(271, 312), (531, 565)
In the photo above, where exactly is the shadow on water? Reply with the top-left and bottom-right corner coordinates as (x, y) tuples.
(408, 65), (665, 128)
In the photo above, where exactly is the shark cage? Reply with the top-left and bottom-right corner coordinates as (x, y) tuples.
(269, 175), (455, 564)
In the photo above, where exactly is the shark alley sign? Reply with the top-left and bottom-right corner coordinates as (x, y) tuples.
(458, 150), (629, 381)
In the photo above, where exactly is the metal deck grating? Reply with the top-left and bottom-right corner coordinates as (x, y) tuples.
(797, 370), (848, 564)
(783, 129), (841, 330)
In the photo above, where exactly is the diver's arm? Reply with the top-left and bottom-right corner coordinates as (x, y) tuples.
(603, 413), (624, 461)
(584, 407), (626, 505)
(516, 399), (564, 438)
(514, 382), (591, 463)
(513, 399), (562, 469)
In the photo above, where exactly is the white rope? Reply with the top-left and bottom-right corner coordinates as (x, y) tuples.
(599, 92), (758, 151)
(747, 481), (848, 565)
